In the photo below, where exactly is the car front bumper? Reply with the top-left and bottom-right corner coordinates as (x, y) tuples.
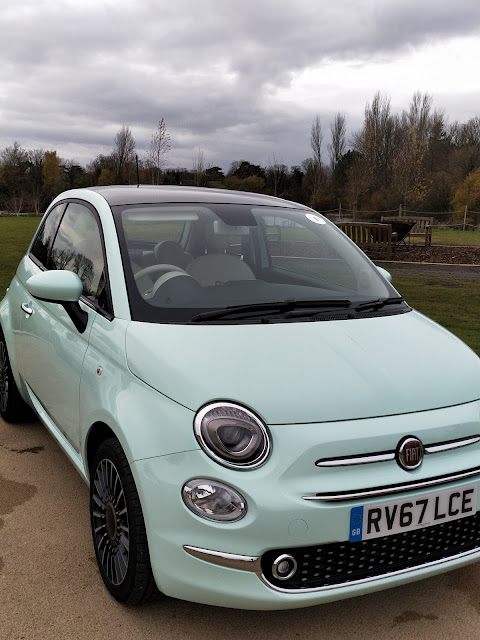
(132, 400), (480, 610)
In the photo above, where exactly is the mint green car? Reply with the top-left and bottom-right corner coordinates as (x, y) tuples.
(1, 186), (480, 610)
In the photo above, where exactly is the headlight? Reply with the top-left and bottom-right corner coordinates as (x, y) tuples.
(194, 402), (270, 469)
(182, 478), (247, 522)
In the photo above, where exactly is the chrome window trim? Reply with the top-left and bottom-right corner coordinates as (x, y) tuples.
(258, 547), (480, 594)
(303, 467), (480, 501)
(315, 435), (480, 468)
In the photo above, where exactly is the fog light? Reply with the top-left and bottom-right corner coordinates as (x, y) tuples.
(182, 478), (247, 522)
(272, 554), (297, 580)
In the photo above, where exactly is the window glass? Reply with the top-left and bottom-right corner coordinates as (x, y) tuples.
(113, 202), (402, 325)
(122, 214), (185, 244)
(30, 203), (66, 267)
(49, 203), (108, 310)
(261, 214), (357, 289)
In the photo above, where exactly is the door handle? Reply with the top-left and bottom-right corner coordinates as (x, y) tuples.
(21, 303), (33, 316)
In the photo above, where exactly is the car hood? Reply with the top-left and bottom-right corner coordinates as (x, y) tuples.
(125, 311), (480, 424)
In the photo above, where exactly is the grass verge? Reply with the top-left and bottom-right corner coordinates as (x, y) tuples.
(409, 229), (480, 247)
(0, 217), (40, 295)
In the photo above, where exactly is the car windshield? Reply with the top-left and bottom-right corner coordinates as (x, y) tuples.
(113, 202), (406, 323)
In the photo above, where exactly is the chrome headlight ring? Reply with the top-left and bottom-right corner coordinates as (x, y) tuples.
(194, 402), (271, 469)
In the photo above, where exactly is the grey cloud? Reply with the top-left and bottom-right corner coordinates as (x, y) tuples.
(1, 0), (479, 169)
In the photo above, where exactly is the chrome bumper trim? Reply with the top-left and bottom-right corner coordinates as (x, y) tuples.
(259, 547), (480, 594)
(316, 435), (480, 468)
(316, 452), (394, 467)
(303, 466), (480, 502)
(184, 544), (480, 595)
(425, 436), (480, 454)
(183, 545), (262, 573)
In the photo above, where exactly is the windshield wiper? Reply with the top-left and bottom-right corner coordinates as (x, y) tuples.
(355, 296), (405, 313)
(189, 299), (352, 323)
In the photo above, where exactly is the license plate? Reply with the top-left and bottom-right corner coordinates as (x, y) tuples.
(349, 484), (478, 542)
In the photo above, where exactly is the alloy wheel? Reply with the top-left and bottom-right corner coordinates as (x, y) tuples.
(91, 458), (130, 586)
(0, 341), (9, 414)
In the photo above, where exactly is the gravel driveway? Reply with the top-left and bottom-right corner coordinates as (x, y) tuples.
(375, 260), (480, 281)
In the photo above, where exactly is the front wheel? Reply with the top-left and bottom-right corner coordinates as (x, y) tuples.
(90, 438), (161, 604)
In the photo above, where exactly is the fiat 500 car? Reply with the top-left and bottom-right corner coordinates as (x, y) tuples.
(1, 185), (480, 610)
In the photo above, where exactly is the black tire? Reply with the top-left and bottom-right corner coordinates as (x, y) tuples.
(90, 437), (161, 605)
(0, 330), (32, 423)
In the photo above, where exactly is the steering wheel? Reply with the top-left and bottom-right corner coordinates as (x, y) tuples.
(150, 271), (198, 300)
(134, 263), (187, 281)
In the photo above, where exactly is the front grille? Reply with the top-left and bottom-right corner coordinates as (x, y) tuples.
(261, 512), (480, 590)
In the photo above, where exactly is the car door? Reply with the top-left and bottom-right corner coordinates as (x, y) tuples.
(18, 201), (111, 451)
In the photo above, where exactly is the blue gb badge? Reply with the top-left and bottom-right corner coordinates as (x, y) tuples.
(349, 506), (364, 542)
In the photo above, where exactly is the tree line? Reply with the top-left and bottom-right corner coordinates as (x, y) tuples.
(1, 94), (479, 223)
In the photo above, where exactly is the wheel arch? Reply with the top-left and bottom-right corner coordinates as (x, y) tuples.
(0, 310), (22, 390)
(85, 421), (117, 477)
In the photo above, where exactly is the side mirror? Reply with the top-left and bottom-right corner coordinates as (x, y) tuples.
(26, 270), (83, 303)
(376, 266), (392, 283)
(26, 270), (88, 333)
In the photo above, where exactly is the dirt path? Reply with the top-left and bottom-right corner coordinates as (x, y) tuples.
(3, 416), (480, 639)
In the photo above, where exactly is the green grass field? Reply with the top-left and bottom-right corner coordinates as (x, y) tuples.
(1, 216), (478, 356)
(391, 272), (480, 357)
(413, 228), (480, 247)
(0, 217), (40, 294)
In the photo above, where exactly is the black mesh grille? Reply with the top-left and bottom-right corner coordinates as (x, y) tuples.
(261, 512), (480, 590)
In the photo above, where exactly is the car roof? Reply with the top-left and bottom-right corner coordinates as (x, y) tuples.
(87, 185), (308, 209)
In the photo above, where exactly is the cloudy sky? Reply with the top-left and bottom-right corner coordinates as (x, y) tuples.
(1, 0), (479, 172)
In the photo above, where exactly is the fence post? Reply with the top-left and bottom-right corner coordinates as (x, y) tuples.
(463, 205), (468, 231)
(399, 204), (403, 217)
(338, 202), (342, 222)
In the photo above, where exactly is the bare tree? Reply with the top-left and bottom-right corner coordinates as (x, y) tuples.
(353, 92), (400, 193)
(390, 93), (437, 208)
(266, 154), (288, 196)
(306, 116), (325, 207)
(344, 153), (370, 209)
(0, 141), (30, 213)
(112, 125), (135, 183)
(310, 116), (323, 168)
(148, 118), (171, 185)
(328, 112), (346, 171)
(404, 92), (432, 145)
(450, 116), (480, 178)
(192, 148), (208, 186)
(28, 148), (45, 214)
(425, 109), (450, 173)
(392, 127), (428, 208)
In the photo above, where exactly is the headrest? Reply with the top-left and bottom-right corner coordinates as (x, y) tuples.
(154, 241), (190, 268)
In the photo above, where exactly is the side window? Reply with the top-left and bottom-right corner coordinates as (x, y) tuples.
(49, 203), (110, 312)
(30, 203), (66, 267)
